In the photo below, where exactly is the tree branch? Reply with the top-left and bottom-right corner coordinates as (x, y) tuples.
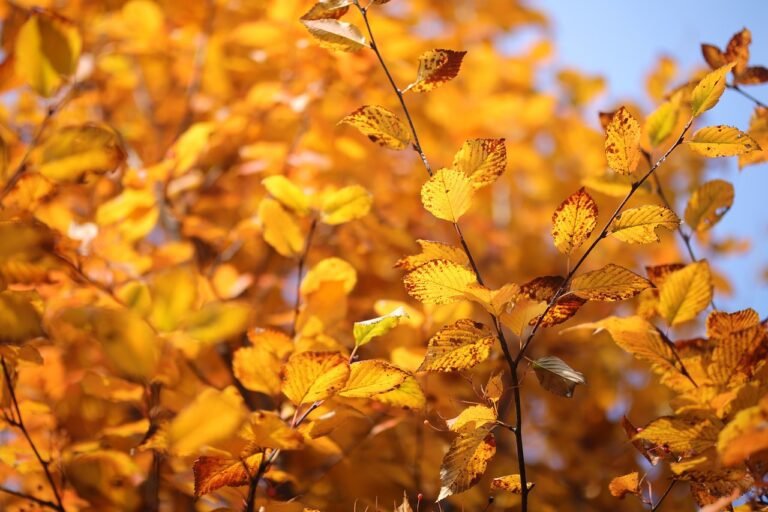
(727, 83), (767, 109)
(650, 479), (678, 511)
(291, 217), (319, 337)
(1, 359), (65, 511)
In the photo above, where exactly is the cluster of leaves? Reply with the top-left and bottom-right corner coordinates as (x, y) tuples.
(0, 1), (767, 511)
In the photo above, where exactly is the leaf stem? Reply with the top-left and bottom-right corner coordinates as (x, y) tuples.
(727, 83), (768, 109)
(1, 359), (65, 512)
(291, 217), (319, 338)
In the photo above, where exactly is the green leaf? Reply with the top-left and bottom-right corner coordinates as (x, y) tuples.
(353, 307), (408, 347)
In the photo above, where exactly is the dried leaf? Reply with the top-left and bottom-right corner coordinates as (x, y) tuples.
(608, 472), (641, 498)
(409, 49), (466, 93)
(532, 356), (586, 398)
(451, 138), (507, 189)
(570, 264), (652, 301)
(437, 428), (496, 501)
(193, 453), (263, 497)
(339, 105), (411, 150)
(491, 474), (534, 494)
(604, 107), (641, 174)
(418, 319), (494, 372)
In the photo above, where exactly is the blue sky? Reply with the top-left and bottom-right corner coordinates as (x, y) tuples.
(530, 0), (768, 314)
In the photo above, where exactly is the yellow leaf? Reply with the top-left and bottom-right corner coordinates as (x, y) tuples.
(339, 105), (411, 150)
(403, 259), (477, 304)
(706, 309), (761, 339)
(301, 257), (357, 295)
(447, 404), (497, 434)
(684, 179), (734, 232)
(500, 297), (548, 336)
(634, 415), (722, 455)
(90, 308), (161, 382)
(690, 63), (736, 117)
(717, 400), (768, 466)
(451, 138), (507, 188)
(739, 105), (768, 169)
(14, 11), (82, 97)
(463, 282), (520, 316)
(490, 474), (534, 494)
(36, 125), (126, 182)
(609, 205), (679, 243)
(301, 18), (366, 52)
(168, 386), (247, 456)
(320, 185), (372, 225)
(658, 261), (712, 326)
(258, 198), (304, 258)
(592, 316), (679, 372)
(300, 0), (352, 21)
(485, 373), (504, 404)
(245, 410), (303, 450)
(184, 301), (251, 344)
(408, 49), (467, 93)
(687, 125), (761, 157)
(372, 375), (425, 410)
(437, 428), (496, 501)
(646, 93), (682, 147)
(233, 346), (282, 395)
(421, 168), (474, 222)
(418, 319), (494, 372)
(604, 107), (641, 174)
(338, 360), (408, 398)
(282, 351), (350, 405)
(551, 187), (598, 254)
(64, 450), (140, 509)
(570, 264), (652, 301)
(709, 325), (764, 386)
(608, 472), (640, 498)
(395, 239), (469, 272)
(353, 307), (408, 347)
(148, 266), (197, 332)
(193, 453), (263, 497)
(0, 291), (43, 344)
(262, 175), (310, 215)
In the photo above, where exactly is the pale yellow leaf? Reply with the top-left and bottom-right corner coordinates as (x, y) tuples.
(353, 307), (408, 347)
(232, 346), (282, 395)
(418, 319), (494, 372)
(395, 239), (469, 272)
(691, 63), (736, 117)
(403, 259), (477, 304)
(339, 105), (411, 150)
(634, 415), (721, 455)
(447, 405), (497, 434)
(551, 187), (598, 254)
(36, 125), (126, 182)
(320, 185), (372, 225)
(421, 167), (474, 222)
(658, 261), (712, 326)
(262, 175), (310, 215)
(609, 205), (680, 243)
(301, 18), (366, 52)
(687, 125), (761, 157)
(338, 360), (407, 398)
(301, 257), (357, 295)
(605, 107), (641, 174)
(646, 93), (682, 147)
(437, 428), (496, 501)
(258, 198), (304, 258)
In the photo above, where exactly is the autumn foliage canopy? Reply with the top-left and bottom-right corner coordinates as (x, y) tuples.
(1, 1), (768, 511)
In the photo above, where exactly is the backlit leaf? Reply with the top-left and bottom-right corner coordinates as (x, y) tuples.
(608, 472), (641, 498)
(570, 264), (652, 301)
(301, 257), (357, 295)
(447, 405), (497, 434)
(437, 428), (496, 501)
(258, 198), (304, 258)
(245, 410), (304, 450)
(451, 138), (507, 189)
(462, 282), (520, 316)
(372, 375), (425, 410)
(340, 105), (411, 150)
(717, 400), (768, 466)
(301, 18), (366, 52)
(688, 125), (760, 157)
(684, 179), (734, 232)
(395, 239), (469, 271)
(658, 261), (712, 326)
(604, 107), (641, 174)
(282, 351), (350, 405)
(168, 387), (247, 456)
(36, 125), (126, 182)
(262, 175), (310, 215)
(706, 308), (761, 339)
(421, 167), (474, 222)
(408, 49), (466, 93)
(15, 11), (81, 97)
(609, 205), (679, 244)
(634, 415), (721, 455)
(589, 316), (679, 374)
(403, 259), (477, 304)
(338, 360), (407, 398)
(193, 453), (263, 497)
(418, 319), (494, 372)
(646, 93), (682, 147)
(353, 307), (408, 347)
(551, 187), (598, 254)
(320, 184), (372, 225)
(532, 356), (586, 398)
(491, 474), (534, 494)
(690, 63), (736, 117)
(0, 291), (44, 344)
(233, 346), (282, 396)
(709, 324), (765, 386)
(300, 0), (352, 21)
(184, 301), (251, 344)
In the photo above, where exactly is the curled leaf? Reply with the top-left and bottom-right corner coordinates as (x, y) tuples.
(532, 356), (586, 398)
(408, 49), (466, 93)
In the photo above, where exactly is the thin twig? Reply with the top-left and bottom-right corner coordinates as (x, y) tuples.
(650, 479), (678, 511)
(353, 1), (530, 506)
(1, 359), (65, 511)
(727, 83), (768, 109)
(0, 485), (62, 511)
(517, 118), (695, 362)
(291, 217), (319, 338)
